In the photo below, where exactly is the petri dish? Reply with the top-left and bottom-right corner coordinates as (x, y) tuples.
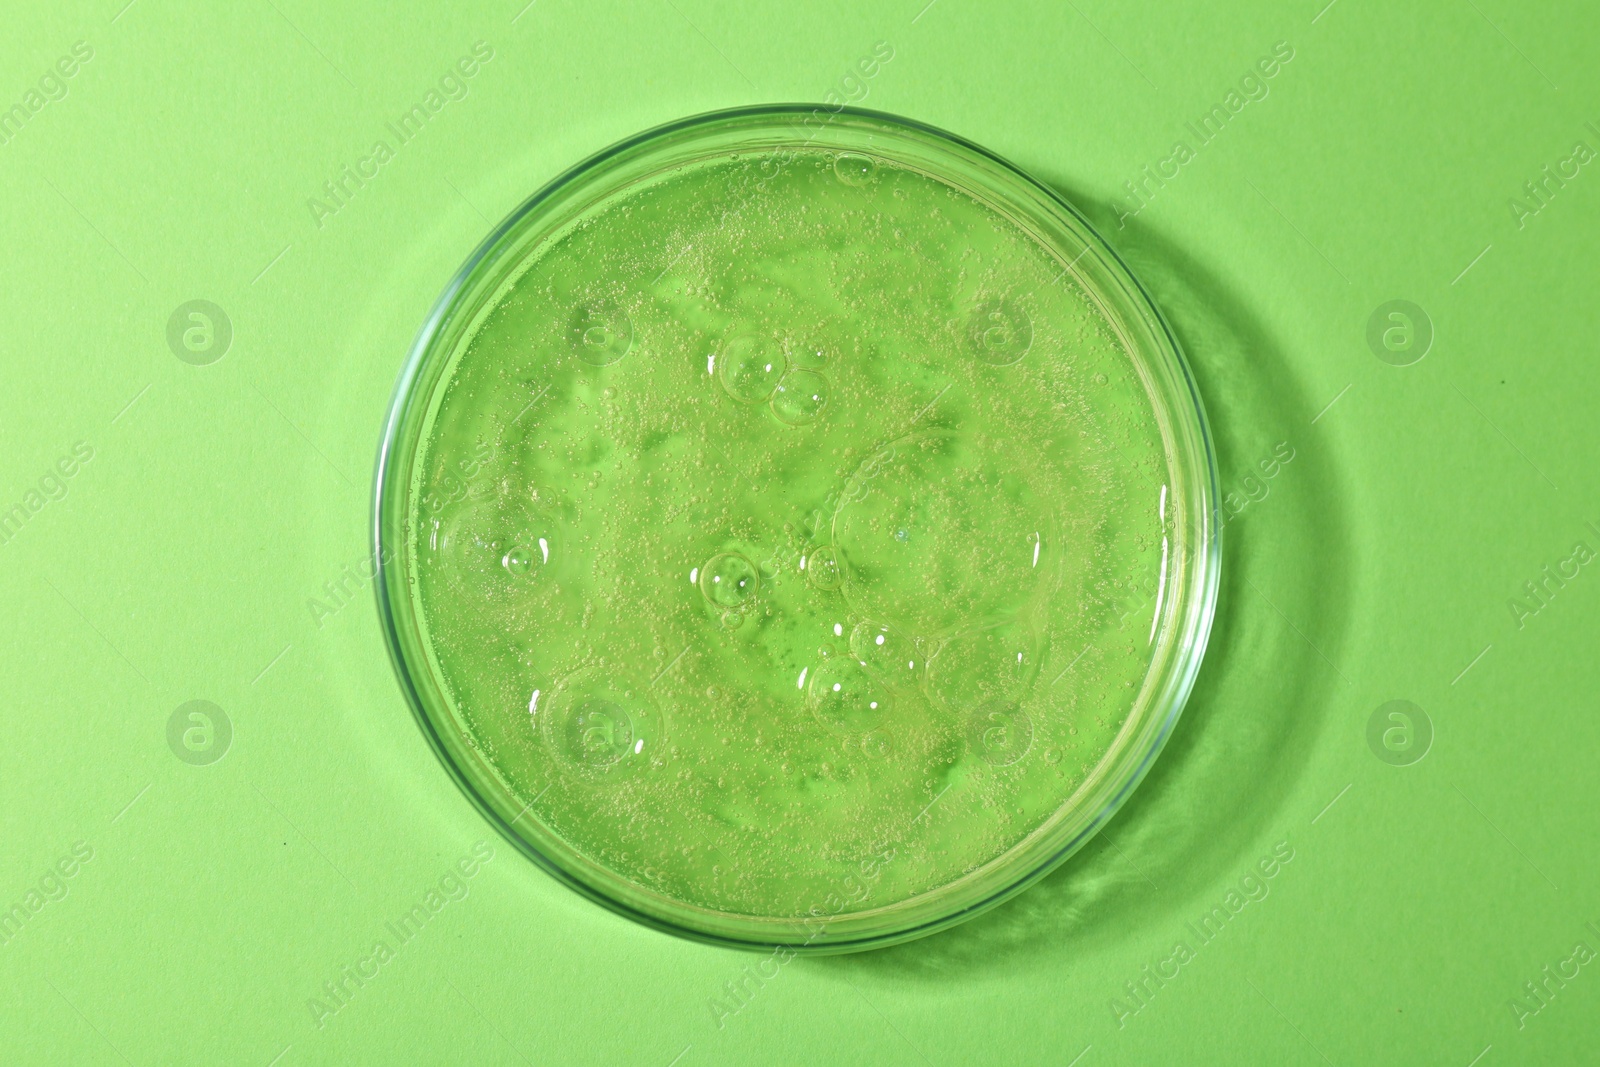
(374, 106), (1219, 953)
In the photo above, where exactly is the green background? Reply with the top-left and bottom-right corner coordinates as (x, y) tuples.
(3, 0), (1597, 1062)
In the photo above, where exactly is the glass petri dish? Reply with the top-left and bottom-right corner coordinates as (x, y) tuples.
(374, 105), (1219, 953)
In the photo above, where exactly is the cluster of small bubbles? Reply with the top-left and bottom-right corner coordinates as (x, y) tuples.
(833, 153), (877, 187)
(435, 499), (554, 588)
(718, 335), (787, 403)
(699, 551), (758, 608)
(967, 700), (1033, 767)
(803, 545), (843, 590)
(966, 296), (1033, 366)
(569, 298), (634, 366)
(927, 620), (1038, 711)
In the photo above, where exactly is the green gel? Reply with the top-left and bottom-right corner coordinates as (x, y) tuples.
(410, 146), (1166, 921)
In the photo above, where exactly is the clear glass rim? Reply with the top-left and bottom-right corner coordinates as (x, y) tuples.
(372, 103), (1221, 954)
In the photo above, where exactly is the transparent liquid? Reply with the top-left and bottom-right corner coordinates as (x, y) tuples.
(412, 147), (1168, 920)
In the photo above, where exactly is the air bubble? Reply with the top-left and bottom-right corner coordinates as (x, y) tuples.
(849, 620), (920, 686)
(789, 339), (828, 366)
(928, 619), (1040, 710)
(807, 658), (892, 734)
(540, 672), (662, 777)
(770, 369), (829, 425)
(569, 298), (634, 366)
(834, 153), (876, 186)
(699, 551), (758, 607)
(717, 335), (787, 403)
(804, 545), (843, 591)
(861, 730), (893, 759)
(432, 498), (556, 589)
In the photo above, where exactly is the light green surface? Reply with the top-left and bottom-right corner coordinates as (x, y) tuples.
(2, 1), (1597, 1063)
